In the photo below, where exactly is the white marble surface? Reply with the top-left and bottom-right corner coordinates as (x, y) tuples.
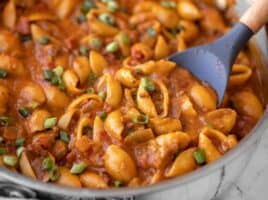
(219, 129), (268, 200)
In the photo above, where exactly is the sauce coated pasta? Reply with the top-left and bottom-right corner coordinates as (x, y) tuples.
(0, 0), (265, 188)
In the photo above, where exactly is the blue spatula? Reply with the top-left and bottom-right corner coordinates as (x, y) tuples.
(168, 0), (268, 105)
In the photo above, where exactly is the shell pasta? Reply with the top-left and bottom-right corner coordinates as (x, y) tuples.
(0, 0), (265, 188)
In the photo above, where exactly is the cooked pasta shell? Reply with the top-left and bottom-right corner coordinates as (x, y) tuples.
(80, 172), (108, 189)
(198, 132), (221, 163)
(3, 0), (16, 29)
(124, 89), (136, 107)
(179, 95), (198, 117)
(93, 116), (105, 142)
(133, 1), (156, 13)
(137, 81), (157, 117)
(155, 80), (169, 117)
(76, 117), (91, 139)
(177, 1), (202, 21)
(133, 61), (156, 75)
(226, 134), (238, 149)
(56, 167), (82, 188)
(27, 12), (56, 21)
(152, 5), (180, 28)
(63, 69), (83, 95)
(130, 12), (155, 26)
(75, 135), (94, 153)
(104, 110), (124, 140)
(88, 18), (119, 37)
(44, 85), (70, 110)
(56, 0), (77, 19)
(0, 85), (9, 114)
(124, 128), (154, 145)
(31, 24), (50, 43)
(106, 74), (123, 108)
(156, 131), (191, 151)
(73, 56), (91, 84)
(231, 91), (263, 120)
(104, 145), (137, 183)
(154, 35), (169, 60)
(67, 93), (102, 110)
(20, 82), (46, 105)
(166, 148), (197, 178)
(177, 34), (187, 52)
(155, 60), (176, 76)
(131, 43), (153, 61)
(201, 127), (228, 145)
(124, 107), (141, 121)
(116, 68), (138, 88)
(149, 117), (182, 135)
(0, 30), (21, 56)
(19, 152), (36, 179)
(190, 84), (217, 112)
(58, 108), (77, 130)
(89, 51), (107, 75)
(28, 109), (51, 133)
(206, 108), (237, 134)
(229, 64), (252, 87)
(178, 20), (199, 42)
(0, 54), (26, 77)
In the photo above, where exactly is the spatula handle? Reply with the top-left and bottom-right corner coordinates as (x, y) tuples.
(240, 0), (268, 33)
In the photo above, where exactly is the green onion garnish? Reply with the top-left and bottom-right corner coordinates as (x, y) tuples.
(99, 13), (115, 26)
(132, 114), (149, 125)
(193, 149), (206, 165)
(147, 27), (157, 37)
(44, 117), (57, 129)
(99, 112), (107, 121)
(0, 148), (7, 155)
(0, 69), (8, 79)
(15, 138), (25, 147)
(59, 131), (70, 144)
(70, 162), (88, 174)
(42, 157), (54, 171)
(105, 41), (119, 53)
(3, 155), (17, 167)
(140, 77), (155, 92)
(38, 36), (50, 45)
(0, 116), (13, 126)
(19, 107), (31, 118)
(49, 165), (61, 182)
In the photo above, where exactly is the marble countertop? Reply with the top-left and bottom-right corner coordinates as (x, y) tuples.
(219, 129), (268, 200)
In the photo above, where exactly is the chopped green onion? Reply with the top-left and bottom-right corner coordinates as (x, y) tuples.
(42, 157), (54, 171)
(15, 138), (25, 147)
(19, 107), (31, 118)
(101, 0), (113, 3)
(98, 13), (115, 26)
(98, 91), (107, 101)
(57, 77), (65, 91)
(16, 146), (24, 158)
(193, 149), (206, 165)
(49, 165), (61, 181)
(132, 114), (149, 125)
(0, 116), (13, 126)
(52, 66), (64, 77)
(44, 117), (57, 129)
(160, 1), (176, 9)
(147, 27), (157, 37)
(81, 0), (96, 14)
(79, 45), (90, 57)
(38, 36), (50, 45)
(0, 148), (7, 155)
(85, 87), (95, 94)
(107, 1), (119, 12)
(88, 72), (98, 84)
(119, 32), (130, 46)
(89, 38), (102, 49)
(99, 112), (107, 121)
(141, 77), (155, 92)
(59, 131), (70, 144)
(105, 41), (119, 53)
(43, 69), (54, 81)
(3, 155), (17, 167)
(70, 162), (87, 174)
(20, 34), (32, 42)
(76, 14), (87, 24)
(114, 180), (122, 187)
(0, 69), (8, 79)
